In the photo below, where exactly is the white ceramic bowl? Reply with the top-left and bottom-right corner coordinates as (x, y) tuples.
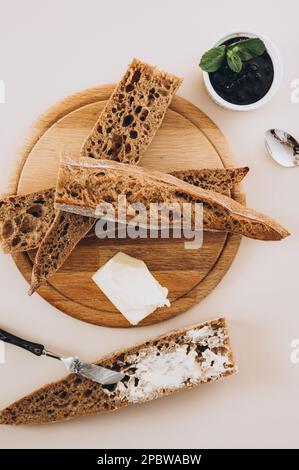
(202, 31), (283, 111)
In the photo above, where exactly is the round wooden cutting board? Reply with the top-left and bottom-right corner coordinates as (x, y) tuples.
(11, 84), (245, 328)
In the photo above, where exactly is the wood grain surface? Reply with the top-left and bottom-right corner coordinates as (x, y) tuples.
(10, 84), (245, 328)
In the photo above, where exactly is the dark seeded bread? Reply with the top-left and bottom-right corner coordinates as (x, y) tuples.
(170, 166), (249, 193)
(81, 59), (182, 164)
(0, 189), (55, 253)
(55, 156), (289, 241)
(28, 166), (248, 293)
(28, 211), (94, 295)
(0, 317), (237, 425)
(0, 167), (247, 255)
(29, 59), (181, 292)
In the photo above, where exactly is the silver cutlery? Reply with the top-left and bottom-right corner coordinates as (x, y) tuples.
(265, 128), (299, 167)
(0, 328), (125, 385)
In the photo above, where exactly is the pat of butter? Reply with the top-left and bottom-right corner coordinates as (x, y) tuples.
(92, 252), (170, 325)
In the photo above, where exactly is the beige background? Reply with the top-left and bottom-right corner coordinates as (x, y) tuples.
(0, 0), (298, 449)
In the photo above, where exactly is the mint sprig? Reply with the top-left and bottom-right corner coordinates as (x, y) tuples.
(199, 38), (266, 73)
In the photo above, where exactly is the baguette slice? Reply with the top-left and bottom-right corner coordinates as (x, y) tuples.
(0, 188), (55, 253)
(28, 166), (248, 293)
(28, 167), (249, 295)
(81, 58), (182, 164)
(0, 317), (237, 425)
(0, 167), (248, 255)
(28, 211), (94, 295)
(55, 156), (289, 241)
(28, 59), (181, 292)
(170, 166), (249, 193)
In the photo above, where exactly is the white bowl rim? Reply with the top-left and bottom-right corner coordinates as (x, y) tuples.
(202, 30), (283, 111)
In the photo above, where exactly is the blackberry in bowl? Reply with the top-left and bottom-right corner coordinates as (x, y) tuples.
(200, 32), (283, 111)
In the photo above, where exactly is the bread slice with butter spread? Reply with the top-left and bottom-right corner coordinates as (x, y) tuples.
(0, 317), (237, 425)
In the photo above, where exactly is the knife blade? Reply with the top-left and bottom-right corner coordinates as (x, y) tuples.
(61, 356), (125, 385)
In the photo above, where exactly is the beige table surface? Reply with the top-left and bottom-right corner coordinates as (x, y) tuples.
(0, 0), (298, 450)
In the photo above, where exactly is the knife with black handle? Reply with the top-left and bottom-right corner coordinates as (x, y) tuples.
(0, 328), (125, 385)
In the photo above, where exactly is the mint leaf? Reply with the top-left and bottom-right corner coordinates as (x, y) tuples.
(199, 45), (226, 72)
(228, 38), (266, 61)
(199, 37), (267, 75)
(227, 49), (242, 73)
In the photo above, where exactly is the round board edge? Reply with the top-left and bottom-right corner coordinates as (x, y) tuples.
(10, 84), (245, 328)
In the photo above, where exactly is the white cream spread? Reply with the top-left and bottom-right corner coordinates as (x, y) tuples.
(92, 252), (170, 325)
(117, 346), (202, 402)
(101, 324), (236, 403)
(199, 349), (231, 379)
(111, 324), (235, 403)
(186, 326), (225, 349)
(186, 326), (214, 341)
